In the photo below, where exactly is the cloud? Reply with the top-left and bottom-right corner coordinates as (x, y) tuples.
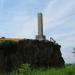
(62, 51), (75, 64)
(3, 14), (37, 39)
(43, 0), (75, 30)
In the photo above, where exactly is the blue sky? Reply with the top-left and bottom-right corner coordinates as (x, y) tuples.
(0, 0), (75, 63)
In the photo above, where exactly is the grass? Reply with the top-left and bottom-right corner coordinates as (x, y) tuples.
(31, 65), (75, 75)
(2, 64), (74, 75)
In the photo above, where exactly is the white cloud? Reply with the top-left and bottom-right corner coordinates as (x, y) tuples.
(43, 0), (75, 30)
(6, 14), (37, 39)
(62, 51), (75, 64)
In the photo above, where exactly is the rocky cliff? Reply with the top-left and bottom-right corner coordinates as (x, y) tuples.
(0, 39), (65, 72)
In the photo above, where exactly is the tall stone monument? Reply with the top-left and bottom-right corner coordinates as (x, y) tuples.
(36, 13), (46, 40)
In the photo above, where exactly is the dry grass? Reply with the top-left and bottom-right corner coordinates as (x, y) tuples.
(0, 38), (21, 43)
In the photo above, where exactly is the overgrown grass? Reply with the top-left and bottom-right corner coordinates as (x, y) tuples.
(3, 64), (74, 75)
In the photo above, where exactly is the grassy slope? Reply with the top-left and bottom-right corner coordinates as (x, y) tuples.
(8, 64), (75, 75)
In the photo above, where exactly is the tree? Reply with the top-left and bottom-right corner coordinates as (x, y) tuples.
(72, 48), (75, 57)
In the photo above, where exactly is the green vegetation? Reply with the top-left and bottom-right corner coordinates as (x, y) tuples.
(2, 64), (75, 75)
(73, 48), (75, 57)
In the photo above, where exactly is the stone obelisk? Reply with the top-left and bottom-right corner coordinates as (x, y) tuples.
(36, 13), (46, 40)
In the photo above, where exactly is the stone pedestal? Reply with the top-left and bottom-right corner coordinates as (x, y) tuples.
(36, 35), (46, 41)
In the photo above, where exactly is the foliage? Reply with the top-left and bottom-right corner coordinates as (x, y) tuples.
(72, 48), (75, 57)
(10, 64), (31, 75)
(5, 64), (75, 75)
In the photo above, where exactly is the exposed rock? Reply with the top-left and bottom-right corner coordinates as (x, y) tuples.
(0, 39), (65, 72)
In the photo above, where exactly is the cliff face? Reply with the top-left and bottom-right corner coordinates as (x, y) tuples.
(0, 39), (65, 72)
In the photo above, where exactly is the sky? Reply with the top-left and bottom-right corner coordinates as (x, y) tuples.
(0, 0), (75, 64)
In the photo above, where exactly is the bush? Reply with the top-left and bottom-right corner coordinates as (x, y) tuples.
(10, 64), (31, 75)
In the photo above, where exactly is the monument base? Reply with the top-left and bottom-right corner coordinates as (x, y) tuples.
(36, 35), (46, 41)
